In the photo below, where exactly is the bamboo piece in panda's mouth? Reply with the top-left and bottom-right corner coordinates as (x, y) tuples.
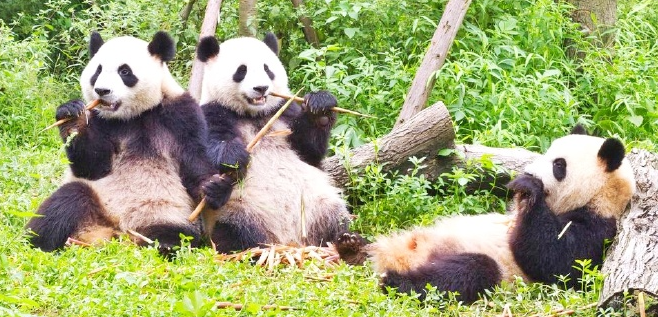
(42, 99), (101, 132)
(188, 90), (302, 223)
(269, 91), (377, 118)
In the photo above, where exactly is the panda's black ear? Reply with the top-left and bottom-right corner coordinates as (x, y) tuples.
(263, 32), (279, 55)
(148, 31), (176, 62)
(598, 138), (625, 172)
(570, 124), (588, 135)
(197, 36), (220, 62)
(89, 31), (104, 58)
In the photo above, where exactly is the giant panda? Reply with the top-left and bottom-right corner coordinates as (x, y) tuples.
(25, 31), (231, 255)
(335, 126), (636, 303)
(195, 33), (351, 253)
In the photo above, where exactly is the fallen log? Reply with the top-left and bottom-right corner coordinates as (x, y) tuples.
(599, 148), (658, 307)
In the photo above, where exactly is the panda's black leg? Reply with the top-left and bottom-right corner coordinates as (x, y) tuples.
(334, 232), (370, 265)
(26, 181), (111, 252)
(211, 221), (268, 253)
(381, 252), (501, 303)
(134, 224), (201, 257)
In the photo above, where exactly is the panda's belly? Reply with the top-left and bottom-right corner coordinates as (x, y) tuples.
(66, 155), (193, 231)
(222, 122), (346, 243)
(430, 213), (527, 282)
(368, 213), (527, 283)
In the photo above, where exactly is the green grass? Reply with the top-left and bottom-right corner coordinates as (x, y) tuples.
(1, 0), (657, 315)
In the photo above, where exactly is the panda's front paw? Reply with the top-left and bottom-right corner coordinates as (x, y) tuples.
(507, 174), (544, 207)
(202, 174), (234, 209)
(56, 99), (85, 121)
(303, 91), (337, 126)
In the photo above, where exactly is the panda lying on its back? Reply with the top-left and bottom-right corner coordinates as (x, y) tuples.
(196, 33), (351, 253)
(336, 126), (636, 303)
(26, 31), (230, 256)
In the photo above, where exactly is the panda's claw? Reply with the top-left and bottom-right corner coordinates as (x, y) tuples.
(507, 174), (544, 206)
(335, 231), (369, 265)
(304, 91), (337, 115)
(55, 99), (85, 121)
(202, 174), (234, 209)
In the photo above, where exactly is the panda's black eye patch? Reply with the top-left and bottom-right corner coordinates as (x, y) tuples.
(553, 158), (567, 181)
(118, 64), (138, 87)
(264, 64), (275, 80)
(90, 64), (102, 86)
(233, 65), (247, 83)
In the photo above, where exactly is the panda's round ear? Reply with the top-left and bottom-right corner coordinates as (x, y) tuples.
(148, 31), (176, 62)
(598, 138), (625, 172)
(197, 36), (220, 62)
(89, 31), (104, 58)
(263, 32), (279, 55)
(570, 124), (588, 135)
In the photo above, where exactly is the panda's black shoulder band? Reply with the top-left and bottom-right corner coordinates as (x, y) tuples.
(148, 31), (176, 62)
(197, 36), (220, 62)
(598, 138), (625, 172)
(89, 32), (104, 58)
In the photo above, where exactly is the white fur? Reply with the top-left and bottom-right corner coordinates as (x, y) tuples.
(199, 37), (290, 115)
(524, 134), (635, 218)
(203, 120), (349, 245)
(80, 36), (184, 120)
(368, 213), (526, 283)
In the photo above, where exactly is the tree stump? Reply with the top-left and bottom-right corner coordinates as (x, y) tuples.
(599, 148), (658, 307)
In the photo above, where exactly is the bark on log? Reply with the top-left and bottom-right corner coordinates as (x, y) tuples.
(599, 148), (658, 307)
(394, 0), (472, 127)
(566, 0), (617, 48)
(291, 0), (320, 48)
(179, 0), (199, 27)
(188, 0), (223, 101)
(323, 102), (455, 186)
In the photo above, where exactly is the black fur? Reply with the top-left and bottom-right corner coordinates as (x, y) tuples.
(552, 158), (567, 181)
(335, 232), (369, 265)
(26, 182), (113, 252)
(508, 174), (617, 287)
(598, 138), (625, 172)
(381, 252), (501, 303)
(30, 93), (229, 252)
(233, 65), (247, 83)
(264, 64), (275, 80)
(263, 32), (279, 55)
(196, 36), (220, 63)
(89, 32), (104, 58)
(202, 174), (235, 209)
(147, 31), (176, 62)
(284, 91), (337, 167)
(211, 221), (269, 254)
(570, 124), (588, 135)
(202, 105), (251, 177)
(118, 64), (138, 87)
(90, 65), (102, 87)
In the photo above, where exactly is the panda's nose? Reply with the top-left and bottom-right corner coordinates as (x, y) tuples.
(95, 88), (111, 96)
(253, 86), (269, 95)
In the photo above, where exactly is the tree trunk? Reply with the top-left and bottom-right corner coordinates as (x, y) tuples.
(323, 102), (455, 186)
(188, 0), (223, 101)
(599, 149), (658, 307)
(238, 0), (258, 37)
(179, 0), (198, 28)
(291, 0), (320, 48)
(565, 0), (617, 58)
(394, 0), (472, 127)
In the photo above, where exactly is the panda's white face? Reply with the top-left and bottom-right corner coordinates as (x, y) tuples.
(523, 134), (635, 218)
(80, 35), (181, 120)
(199, 37), (290, 115)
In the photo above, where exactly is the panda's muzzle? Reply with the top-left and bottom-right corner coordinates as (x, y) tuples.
(98, 99), (122, 111)
(244, 94), (267, 106)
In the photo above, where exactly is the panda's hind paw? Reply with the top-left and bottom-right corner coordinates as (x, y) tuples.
(335, 232), (369, 265)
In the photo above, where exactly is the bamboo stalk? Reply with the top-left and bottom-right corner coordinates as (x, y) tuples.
(42, 99), (101, 132)
(269, 91), (376, 118)
(188, 90), (301, 222)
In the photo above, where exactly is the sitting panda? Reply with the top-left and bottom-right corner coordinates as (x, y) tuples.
(196, 33), (351, 253)
(26, 31), (231, 255)
(336, 126), (636, 303)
